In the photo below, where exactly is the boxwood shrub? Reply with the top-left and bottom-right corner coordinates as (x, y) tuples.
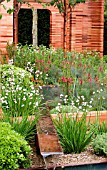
(0, 122), (32, 170)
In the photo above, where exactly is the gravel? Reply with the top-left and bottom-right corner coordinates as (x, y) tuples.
(30, 144), (107, 169)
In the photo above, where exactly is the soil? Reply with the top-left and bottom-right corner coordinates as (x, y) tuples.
(29, 142), (107, 169)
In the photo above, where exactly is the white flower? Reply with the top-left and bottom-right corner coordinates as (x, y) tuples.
(29, 93), (33, 97)
(23, 89), (27, 92)
(64, 98), (68, 104)
(56, 106), (60, 112)
(78, 96), (80, 99)
(71, 101), (74, 106)
(21, 104), (24, 107)
(79, 106), (82, 110)
(81, 96), (85, 100)
(31, 86), (35, 90)
(89, 100), (92, 104)
(93, 92), (95, 94)
(13, 99), (17, 103)
(82, 102), (87, 106)
(39, 86), (42, 89)
(32, 90), (36, 93)
(88, 105), (92, 108)
(2, 86), (5, 90)
(11, 82), (15, 85)
(23, 96), (26, 101)
(27, 62), (31, 65)
(76, 99), (79, 103)
(21, 73), (25, 78)
(60, 94), (63, 98)
(18, 87), (22, 90)
(35, 102), (39, 106)
(36, 74), (39, 78)
(3, 100), (8, 104)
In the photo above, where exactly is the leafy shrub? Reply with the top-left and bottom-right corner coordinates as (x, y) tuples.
(1, 64), (33, 87)
(0, 122), (31, 170)
(54, 113), (95, 153)
(92, 133), (107, 156)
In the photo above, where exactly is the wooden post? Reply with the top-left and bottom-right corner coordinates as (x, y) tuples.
(13, 0), (18, 45)
(64, 0), (69, 57)
(32, 9), (38, 46)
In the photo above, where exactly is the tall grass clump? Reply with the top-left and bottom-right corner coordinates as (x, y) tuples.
(54, 113), (95, 153)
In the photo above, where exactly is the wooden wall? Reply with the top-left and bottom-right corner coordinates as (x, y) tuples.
(0, 0), (104, 57)
(0, 0), (13, 55)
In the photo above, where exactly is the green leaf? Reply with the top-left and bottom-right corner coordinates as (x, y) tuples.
(0, 14), (2, 19)
(7, 8), (14, 14)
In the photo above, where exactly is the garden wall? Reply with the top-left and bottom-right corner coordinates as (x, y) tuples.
(0, 0), (13, 55)
(0, 0), (104, 57)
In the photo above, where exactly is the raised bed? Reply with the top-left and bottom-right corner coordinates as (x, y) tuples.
(51, 110), (107, 124)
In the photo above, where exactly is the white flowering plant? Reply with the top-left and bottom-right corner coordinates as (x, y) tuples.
(1, 64), (42, 116)
(7, 44), (107, 111)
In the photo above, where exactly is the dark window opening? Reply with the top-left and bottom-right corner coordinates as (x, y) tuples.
(37, 9), (50, 48)
(18, 9), (33, 45)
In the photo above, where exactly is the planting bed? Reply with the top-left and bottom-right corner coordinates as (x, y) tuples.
(28, 111), (107, 169)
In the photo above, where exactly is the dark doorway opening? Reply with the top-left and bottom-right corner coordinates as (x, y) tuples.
(18, 9), (33, 45)
(37, 9), (50, 48)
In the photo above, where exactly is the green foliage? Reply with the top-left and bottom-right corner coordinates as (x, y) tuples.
(54, 113), (95, 153)
(46, 0), (86, 13)
(13, 45), (63, 85)
(1, 64), (33, 86)
(0, 122), (31, 170)
(1, 64), (42, 116)
(6, 42), (16, 59)
(50, 105), (78, 114)
(12, 45), (107, 111)
(1, 113), (39, 141)
(95, 121), (107, 135)
(103, 55), (107, 63)
(0, 14), (2, 19)
(92, 133), (107, 156)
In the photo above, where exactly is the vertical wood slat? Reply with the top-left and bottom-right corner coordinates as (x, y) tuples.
(0, 0), (104, 57)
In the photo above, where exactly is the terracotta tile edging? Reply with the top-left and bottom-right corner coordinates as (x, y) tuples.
(51, 110), (107, 124)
